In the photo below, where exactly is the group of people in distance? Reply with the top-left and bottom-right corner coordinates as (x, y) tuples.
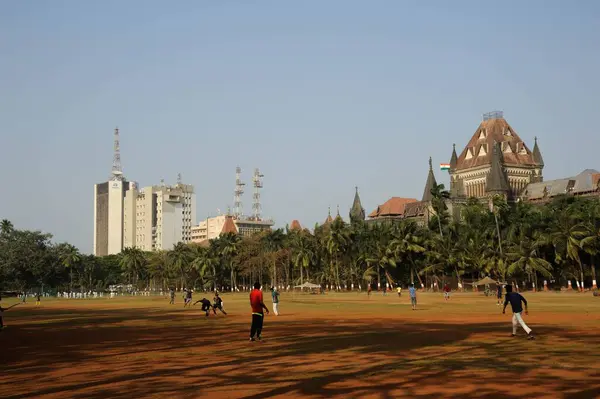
(168, 288), (228, 317)
(368, 281), (535, 340)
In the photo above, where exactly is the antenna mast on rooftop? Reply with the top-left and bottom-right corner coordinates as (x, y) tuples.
(252, 168), (264, 220)
(234, 166), (245, 218)
(110, 127), (124, 181)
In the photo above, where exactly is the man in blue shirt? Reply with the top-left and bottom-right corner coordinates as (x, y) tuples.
(503, 285), (535, 340)
(408, 284), (417, 310)
(271, 287), (280, 316)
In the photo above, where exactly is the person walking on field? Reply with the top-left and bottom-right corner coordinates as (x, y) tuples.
(443, 284), (451, 301)
(397, 286), (402, 297)
(503, 285), (535, 340)
(496, 284), (503, 306)
(271, 287), (280, 316)
(249, 282), (269, 341)
(409, 284), (417, 310)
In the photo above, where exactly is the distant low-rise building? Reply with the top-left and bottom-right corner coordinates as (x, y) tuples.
(191, 214), (274, 243)
(520, 169), (600, 203)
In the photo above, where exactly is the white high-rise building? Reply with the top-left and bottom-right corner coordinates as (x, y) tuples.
(93, 128), (135, 256)
(124, 180), (196, 251)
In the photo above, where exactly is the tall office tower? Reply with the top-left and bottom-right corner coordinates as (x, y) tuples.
(94, 128), (135, 256)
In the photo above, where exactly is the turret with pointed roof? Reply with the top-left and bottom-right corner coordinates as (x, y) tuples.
(449, 143), (458, 171)
(221, 215), (238, 234)
(290, 220), (302, 231)
(324, 207), (333, 225)
(334, 205), (343, 221)
(349, 187), (366, 223)
(422, 157), (437, 202)
(486, 141), (510, 196)
(532, 136), (544, 167)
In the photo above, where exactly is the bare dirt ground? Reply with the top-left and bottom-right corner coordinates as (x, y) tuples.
(1, 292), (600, 398)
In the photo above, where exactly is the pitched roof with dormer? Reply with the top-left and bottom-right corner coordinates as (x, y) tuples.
(455, 113), (540, 171)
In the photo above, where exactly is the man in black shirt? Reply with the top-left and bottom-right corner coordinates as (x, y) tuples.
(193, 298), (213, 316)
(503, 285), (535, 340)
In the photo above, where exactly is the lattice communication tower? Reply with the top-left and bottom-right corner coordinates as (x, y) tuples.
(110, 127), (124, 181)
(252, 168), (264, 220)
(234, 167), (245, 218)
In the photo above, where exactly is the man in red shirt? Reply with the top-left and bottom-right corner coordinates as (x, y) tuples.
(250, 282), (269, 341)
(443, 283), (451, 301)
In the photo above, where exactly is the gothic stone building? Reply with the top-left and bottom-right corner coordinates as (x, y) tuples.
(448, 111), (543, 201)
(357, 111), (600, 226)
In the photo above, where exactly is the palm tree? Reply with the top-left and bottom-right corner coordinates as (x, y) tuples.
(191, 244), (220, 291)
(580, 225), (600, 289)
(389, 221), (426, 286)
(147, 250), (170, 290)
(507, 238), (553, 289)
(291, 231), (315, 285)
(168, 243), (192, 289)
(261, 229), (285, 287)
(490, 195), (510, 255)
(430, 183), (450, 237)
(218, 232), (241, 290)
(59, 243), (81, 292)
(119, 247), (147, 287)
(541, 210), (587, 291)
(1, 219), (14, 238)
(326, 218), (350, 290)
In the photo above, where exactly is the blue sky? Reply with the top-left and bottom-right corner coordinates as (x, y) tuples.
(1, 0), (599, 253)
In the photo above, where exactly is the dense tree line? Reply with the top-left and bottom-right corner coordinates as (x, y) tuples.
(1, 191), (599, 294)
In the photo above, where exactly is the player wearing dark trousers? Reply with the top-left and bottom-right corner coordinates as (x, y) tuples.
(503, 285), (535, 340)
(169, 289), (175, 305)
(213, 294), (227, 315)
(249, 282), (269, 341)
(193, 298), (213, 316)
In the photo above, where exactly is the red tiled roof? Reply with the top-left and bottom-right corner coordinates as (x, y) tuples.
(368, 197), (418, 218)
(221, 216), (238, 234)
(290, 220), (302, 230)
(455, 117), (537, 171)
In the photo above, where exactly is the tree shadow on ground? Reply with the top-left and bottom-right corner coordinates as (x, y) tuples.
(1, 307), (600, 398)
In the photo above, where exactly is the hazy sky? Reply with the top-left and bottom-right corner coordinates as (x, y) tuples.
(1, 0), (599, 253)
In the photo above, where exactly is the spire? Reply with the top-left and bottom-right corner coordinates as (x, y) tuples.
(110, 127), (124, 181)
(349, 186), (366, 223)
(324, 207), (333, 224)
(449, 143), (458, 171)
(422, 157), (438, 202)
(532, 136), (544, 167)
(486, 141), (510, 194)
(177, 173), (182, 184)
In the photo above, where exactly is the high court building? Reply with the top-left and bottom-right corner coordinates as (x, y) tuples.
(350, 111), (600, 226)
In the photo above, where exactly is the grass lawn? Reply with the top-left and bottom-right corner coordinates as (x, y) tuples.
(1, 291), (600, 398)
